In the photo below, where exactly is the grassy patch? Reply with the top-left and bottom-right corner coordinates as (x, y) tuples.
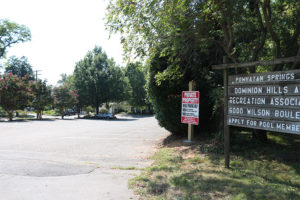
(111, 166), (139, 170)
(130, 132), (300, 200)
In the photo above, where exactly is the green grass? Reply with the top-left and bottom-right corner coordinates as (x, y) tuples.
(111, 166), (139, 170)
(43, 109), (60, 116)
(129, 132), (300, 200)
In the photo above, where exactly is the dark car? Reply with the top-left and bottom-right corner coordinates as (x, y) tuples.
(64, 109), (76, 116)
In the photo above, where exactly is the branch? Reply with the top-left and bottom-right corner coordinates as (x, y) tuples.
(216, 0), (238, 64)
(291, 19), (300, 43)
(261, 0), (282, 70)
(252, 0), (267, 62)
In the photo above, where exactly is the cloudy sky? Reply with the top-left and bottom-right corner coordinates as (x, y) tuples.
(0, 0), (123, 85)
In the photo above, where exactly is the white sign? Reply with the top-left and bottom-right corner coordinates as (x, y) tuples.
(181, 91), (199, 125)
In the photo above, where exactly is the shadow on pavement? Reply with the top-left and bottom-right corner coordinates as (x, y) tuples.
(81, 118), (138, 122)
(0, 115), (151, 122)
(117, 114), (154, 119)
(0, 118), (57, 123)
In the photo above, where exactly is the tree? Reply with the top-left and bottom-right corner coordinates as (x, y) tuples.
(106, 0), (219, 133)
(125, 62), (147, 108)
(107, 62), (130, 103)
(0, 19), (31, 58)
(0, 73), (32, 121)
(57, 73), (68, 85)
(53, 86), (78, 119)
(31, 80), (53, 119)
(3, 56), (34, 78)
(73, 46), (128, 114)
(106, 0), (300, 66)
(57, 73), (74, 86)
(106, 0), (300, 139)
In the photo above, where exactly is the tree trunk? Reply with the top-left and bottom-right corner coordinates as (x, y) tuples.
(61, 108), (64, 119)
(8, 111), (13, 121)
(96, 106), (99, 115)
(77, 109), (80, 119)
(38, 110), (42, 119)
(36, 110), (42, 119)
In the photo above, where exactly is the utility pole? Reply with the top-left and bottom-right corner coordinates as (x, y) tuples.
(34, 70), (42, 81)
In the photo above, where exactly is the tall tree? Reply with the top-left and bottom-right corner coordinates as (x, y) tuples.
(0, 19), (31, 58)
(125, 62), (147, 108)
(3, 56), (34, 78)
(107, 62), (130, 103)
(73, 46), (128, 114)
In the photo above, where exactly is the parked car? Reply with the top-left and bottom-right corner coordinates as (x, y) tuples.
(94, 113), (116, 119)
(64, 109), (76, 116)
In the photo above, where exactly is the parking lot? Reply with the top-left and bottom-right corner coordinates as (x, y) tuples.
(0, 115), (169, 200)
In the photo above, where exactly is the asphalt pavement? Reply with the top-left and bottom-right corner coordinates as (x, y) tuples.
(0, 115), (169, 200)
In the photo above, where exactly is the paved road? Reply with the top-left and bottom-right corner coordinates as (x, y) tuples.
(0, 115), (169, 200)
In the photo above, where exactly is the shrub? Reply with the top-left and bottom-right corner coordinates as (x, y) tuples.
(147, 53), (217, 136)
(99, 108), (108, 114)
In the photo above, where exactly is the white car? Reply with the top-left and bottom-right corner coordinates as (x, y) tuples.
(94, 113), (116, 119)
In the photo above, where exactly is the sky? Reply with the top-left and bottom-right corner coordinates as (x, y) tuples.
(0, 0), (124, 85)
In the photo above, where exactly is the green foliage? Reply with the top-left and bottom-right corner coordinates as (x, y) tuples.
(147, 47), (217, 135)
(106, 0), (300, 136)
(57, 73), (75, 88)
(31, 80), (53, 119)
(99, 108), (108, 114)
(0, 19), (31, 58)
(147, 53), (186, 134)
(0, 73), (33, 121)
(0, 106), (6, 117)
(43, 109), (58, 116)
(124, 62), (147, 107)
(84, 106), (94, 113)
(3, 56), (34, 78)
(73, 46), (129, 114)
(53, 85), (78, 119)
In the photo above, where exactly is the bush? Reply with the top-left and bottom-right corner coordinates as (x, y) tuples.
(147, 55), (187, 135)
(0, 106), (6, 117)
(147, 52), (218, 136)
(43, 109), (60, 116)
(99, 108), (108, 114)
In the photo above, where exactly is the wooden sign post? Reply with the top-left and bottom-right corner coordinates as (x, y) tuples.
(181, 81), (199, 142)
(212, 56), (300, 168)
(188, 81), (195, 141)
(223, 57), (230, 168)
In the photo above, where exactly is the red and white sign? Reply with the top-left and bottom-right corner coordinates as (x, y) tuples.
(181, 91), (199, 125)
